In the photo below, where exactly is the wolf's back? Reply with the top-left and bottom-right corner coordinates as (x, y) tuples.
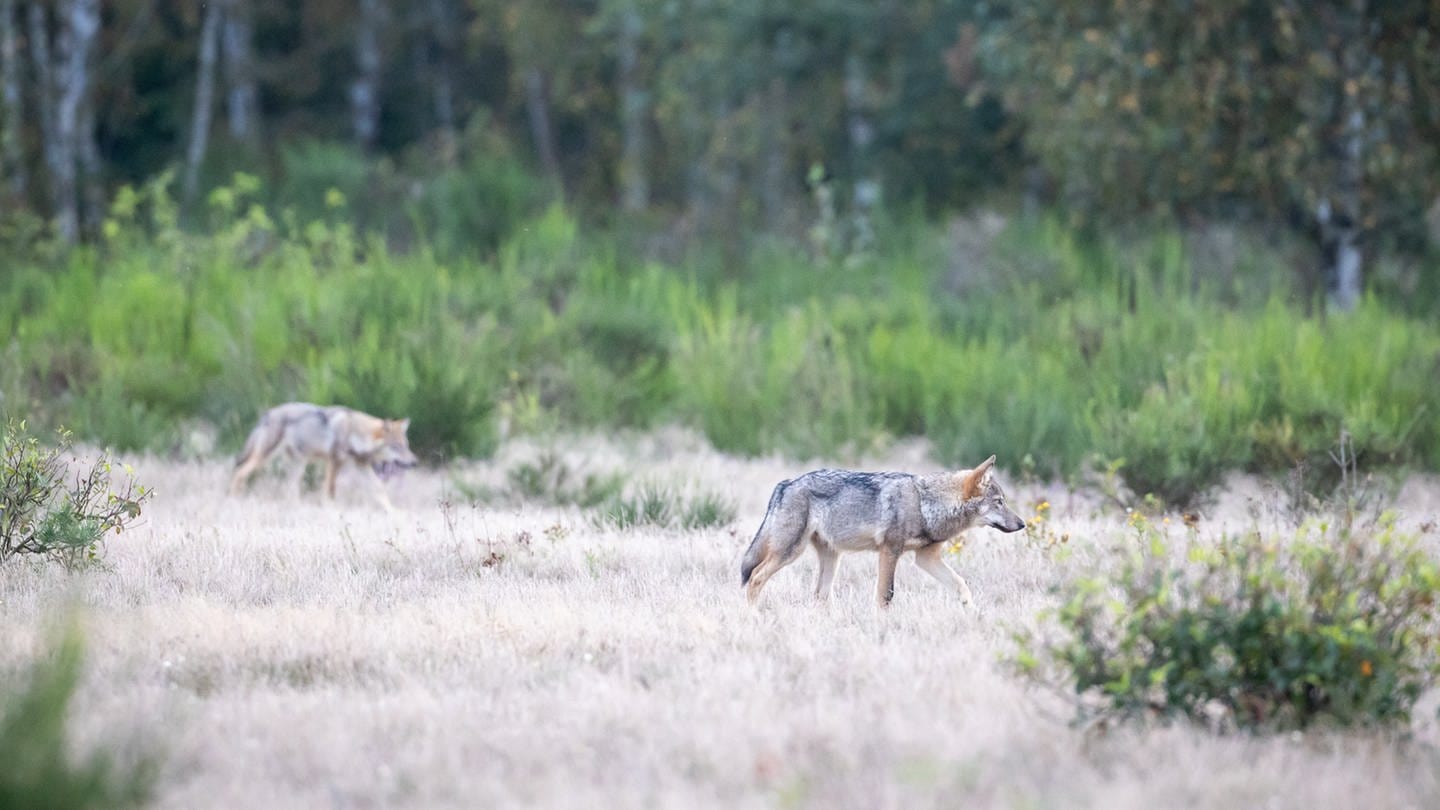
(740, 478), (794, 585)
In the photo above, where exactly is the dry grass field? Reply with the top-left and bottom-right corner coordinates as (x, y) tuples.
(3, 431), (1440, 809)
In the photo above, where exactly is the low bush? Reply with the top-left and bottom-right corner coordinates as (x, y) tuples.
(503, 451), (627, 509)
(595, 484), (737, 531)
(1, 421), (152, 569)
(1014, 517), (1440, 731)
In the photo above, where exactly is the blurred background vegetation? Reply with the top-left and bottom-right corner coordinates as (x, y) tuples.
(2, 0), (1439, 506)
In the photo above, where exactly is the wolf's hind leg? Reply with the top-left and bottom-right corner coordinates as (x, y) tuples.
(230, 445), (271, 494)
(230, 458), (261, 494)
(744, 556), (780, 605)
(914, 544), (975, 608)
(746, 532), (808, 606)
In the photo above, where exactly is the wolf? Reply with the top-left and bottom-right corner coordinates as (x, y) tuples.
(740, 455), (1025, 608)
(229, 403), (418, 512)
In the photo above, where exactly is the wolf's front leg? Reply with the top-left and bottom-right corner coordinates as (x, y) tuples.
(364, 465), (397, 514)
(813, 545), (840, 602)
(875, 545), (900, 608)
(323, 458), (340, 499)
(913, 544), (974, 608)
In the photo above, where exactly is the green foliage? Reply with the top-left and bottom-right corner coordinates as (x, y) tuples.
(5, 177), (1440, 509)
(409, 151), (549, 257)
(599, 484), (675, 530)
(595, 484), (736, 531)
(0, 422), (152, 569)
(679, 491), (739, 530)
(478, 452), (733, 530)
(1015, 518), (1440, 731)
(1091, 356), (1259, 509)
(504, 451), (627, 509)
(0, 626), (158, 808)
(984, 1), (1440, 232)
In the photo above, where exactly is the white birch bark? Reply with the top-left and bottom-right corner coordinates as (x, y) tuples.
(53, 0), (100, 243)
(350, 0), (383, 149)
(221, 0), (259, 144)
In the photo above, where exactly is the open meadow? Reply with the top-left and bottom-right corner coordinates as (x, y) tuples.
(4, 433), (1439, 809)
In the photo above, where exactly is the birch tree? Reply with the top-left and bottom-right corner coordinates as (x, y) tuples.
(614, 1), (649, 212)
(1, 0), (23, 201)
(183, 0), (223, 204)
(987, 0), (1440, 311)
(221, 0), (260, 145)
(351, 0), (384, 149)
(426, 0), (457, 138)
(50, 0), (100, 244)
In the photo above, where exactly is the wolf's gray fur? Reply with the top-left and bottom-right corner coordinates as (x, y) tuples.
(740, 456), (1024, 608)
(230, 402), (417, 511)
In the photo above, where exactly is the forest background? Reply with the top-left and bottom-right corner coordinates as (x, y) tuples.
(3, 0), (1440, 507)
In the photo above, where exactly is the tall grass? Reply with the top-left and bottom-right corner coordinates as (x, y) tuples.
(2, 173), (1437, 505)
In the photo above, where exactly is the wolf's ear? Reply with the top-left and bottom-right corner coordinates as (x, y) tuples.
(397, 418), (411, 432)
(960, 455), (997, 499)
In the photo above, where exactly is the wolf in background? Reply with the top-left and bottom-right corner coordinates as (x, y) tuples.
(740, 455), (1025, 608)
(229, 403), (418, 512)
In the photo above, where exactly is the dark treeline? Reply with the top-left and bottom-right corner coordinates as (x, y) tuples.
(1, 1), (1439, 310)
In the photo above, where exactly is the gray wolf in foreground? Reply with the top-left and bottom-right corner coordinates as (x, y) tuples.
(740, 455), (1025, 608)
(229, 403), (418, 512)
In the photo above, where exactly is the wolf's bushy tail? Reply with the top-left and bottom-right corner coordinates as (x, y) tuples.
(741, 479), (791, 585)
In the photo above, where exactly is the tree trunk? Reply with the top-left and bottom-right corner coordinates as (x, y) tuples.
(28, 4), (58, 217)
(680, 66), (709, 229)
(1, 0), (25, 201)
(220, 0), (260, 145)
(616, 5), (648, 213)
(78, 84), (102, 232)
(183, 0), (223, 205)
(350, 0), (383, 149)
(53, 0), (100, 244)
(426, 0), (456, 138)
(1320, 0), (1369, 312)
(759, 27), (794, 228)
(525, 66), (563, 199)
(710, 94), (740, 269)
(844, 50), (878, 254)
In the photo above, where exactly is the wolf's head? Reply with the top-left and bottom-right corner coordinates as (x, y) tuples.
(957, 455), (1025, 533)
(371, 418), (418, 480)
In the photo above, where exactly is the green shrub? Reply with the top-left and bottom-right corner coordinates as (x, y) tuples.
(62, 382), (176, 454)
(0, 625), (158, 808)
(671, 295), (881, 457)
(277, 141), (374, 227)
(600, 484), (675, 530)
(0, 421), (152, 568)
(4, 180), (1440, 508)
(1091, 357), (1258, 509)
(595, 484), (736, 531)
(679, 491), (738, 530)
(1015, 518), (1440, 731)
(504, 451), (626, 509)
(410, 153), (547, 257)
